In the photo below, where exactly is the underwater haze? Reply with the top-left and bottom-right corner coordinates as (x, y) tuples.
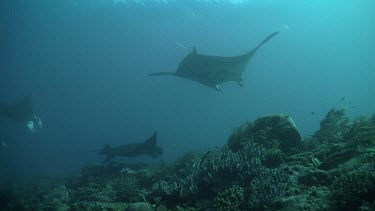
(1, 0), (374, 183)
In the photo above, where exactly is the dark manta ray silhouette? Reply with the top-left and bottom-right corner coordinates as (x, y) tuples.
(98, 131), (162, 162)
(0, 95), (34, 122)
(0, 95), (42, 132)
(149, 32), (279, 90)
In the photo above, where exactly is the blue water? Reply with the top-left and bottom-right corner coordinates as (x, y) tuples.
(1, 0), (374, 183)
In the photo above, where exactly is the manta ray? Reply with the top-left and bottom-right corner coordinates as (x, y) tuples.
(98, 131), (162, 162)
(0, 95), (42, 132)
(149, 32), (279, 90)
(0, 95), (35, 122)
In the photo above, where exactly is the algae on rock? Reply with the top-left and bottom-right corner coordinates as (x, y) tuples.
(227, 114), (301, 154)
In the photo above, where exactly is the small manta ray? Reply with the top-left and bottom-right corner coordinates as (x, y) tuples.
(149, 32), (279, 90)
(0, 95), (42, 132)
(98, 131), (162, 162)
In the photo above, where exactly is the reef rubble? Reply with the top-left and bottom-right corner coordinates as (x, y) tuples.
(1, 109), (374, 210)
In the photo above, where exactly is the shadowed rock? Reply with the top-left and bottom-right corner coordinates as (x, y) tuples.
(228, 114), (301, 153)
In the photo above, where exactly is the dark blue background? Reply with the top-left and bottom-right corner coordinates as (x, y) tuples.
(1, 0), (374, 183)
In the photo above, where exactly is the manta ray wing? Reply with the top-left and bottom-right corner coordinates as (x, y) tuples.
(0, 95), (34, 122)
(149, 32), (279, 90)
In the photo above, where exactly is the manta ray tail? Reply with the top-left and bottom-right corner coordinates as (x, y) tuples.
(149, 72), (175, 77)
(78, 144), (109, 154)
(254, 32), (279, 50)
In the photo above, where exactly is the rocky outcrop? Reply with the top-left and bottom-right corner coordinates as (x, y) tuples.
(227, 114), (301, 154)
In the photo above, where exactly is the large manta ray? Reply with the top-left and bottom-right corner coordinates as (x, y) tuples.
(149, 32), (279, 90)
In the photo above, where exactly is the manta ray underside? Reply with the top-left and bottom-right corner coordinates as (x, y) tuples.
(149, 32), (279, 90)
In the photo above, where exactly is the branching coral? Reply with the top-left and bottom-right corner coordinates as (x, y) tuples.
(345, 115), (375, 146)
(149, 143), (289, 209)
(198, 143), (265, 188)
(213, 185), (245, 210)
(331, 163), (375, 209)
(110, 174), (139, 202)
(227, 122), (253, 152)
(248, 168), (289, 208)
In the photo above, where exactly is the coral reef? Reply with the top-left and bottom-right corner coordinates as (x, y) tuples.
(213, 185), (244, 210)
(331, 163), (375, 209)
(345, 114), (375, 146)
(227, 114), (301, 154)
(313, 108), (350, 143)
(1, 108), (374, 210)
